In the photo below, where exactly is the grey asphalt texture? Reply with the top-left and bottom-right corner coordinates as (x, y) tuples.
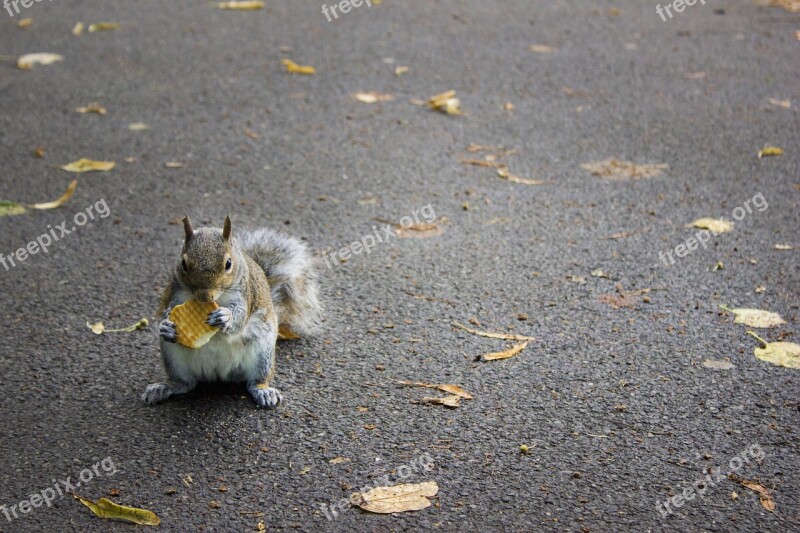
(1, 1), (799, 531)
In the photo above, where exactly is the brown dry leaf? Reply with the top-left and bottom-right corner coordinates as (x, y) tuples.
(72, 494), (160, 526)
(422, 395), (461, 408)
(483, 341), (529, 361)
(396, 381), (473, 399)
(34, 146), (45, 158)
(281, 59), (315, 75)
(30, 179), (78, 210)
(581, 158), (668, 180)
(689, 217), (734, 234)
(598, 293), (635, 310)
(747, 331), (800, 369)
(529, 44), (556, 53)
(428, 90), (461, 115)
(17, 53), (63, 69)
(18, 18), (32, 28)
(731, 476), (776, 512)
(61, 158), (115, 173)
(218, 1), (265, 9)
(758, 146), (783, 158)
(350, 481), (438, 514)
(496, 167), (547, 185)
(353, 92), (393, 104)
(768, 97), (791, 109)
(774, 244), (793, 250)
(719, 305), (786, 328)
(396, 223), (443, 239)
(88, 22), (120, 32)
(75, 102), (107, 115)
(452, 321), (534, 341)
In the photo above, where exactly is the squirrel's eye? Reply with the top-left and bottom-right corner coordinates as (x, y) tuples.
(225, 257), (232, 271)
(181, 258), (188, 272)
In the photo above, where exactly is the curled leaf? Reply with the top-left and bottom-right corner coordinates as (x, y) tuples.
(688, 217), (733, 234)
(75, 102), (107, 115)
(88, 22), (120, 32)
(61, 159), (115, 173)
(73, 494), (160, 526)
(757, 146), (782, 158)
(353, 92), (393, 104)
(30, 180), (77, 210)
(281, 59), (315, 75)
(452, 321), (533, 341)
(719, 305), (786, 328)
(422, 395), (461, 408)
(350, 482), (438, 514)
(218, 1), (265, 9)
(17, 53), (63, 69)
(428, 90), (461, 115)
(730, 476), (776, 512)
(396, 381), (473, 399)
(747, 331), (800, 369)
(483, 341), (529, 361)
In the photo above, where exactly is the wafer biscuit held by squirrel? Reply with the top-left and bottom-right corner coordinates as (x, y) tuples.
(142, 215), (321, 408)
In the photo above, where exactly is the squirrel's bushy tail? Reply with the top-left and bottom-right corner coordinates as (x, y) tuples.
(238, 228), (321, 337)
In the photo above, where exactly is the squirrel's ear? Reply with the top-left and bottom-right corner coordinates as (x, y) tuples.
(222, 215), (232, 241)
(183, 215), (194, 241)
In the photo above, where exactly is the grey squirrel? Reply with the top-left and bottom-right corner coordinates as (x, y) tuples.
(142, 216), (321, 407)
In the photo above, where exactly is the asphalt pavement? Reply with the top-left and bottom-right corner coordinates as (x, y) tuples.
(0, 1), (798, 531)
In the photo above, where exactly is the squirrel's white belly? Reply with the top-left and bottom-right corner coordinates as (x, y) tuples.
(164, 332), (262, 383)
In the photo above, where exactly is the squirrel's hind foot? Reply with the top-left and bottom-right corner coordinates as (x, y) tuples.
(248, 383), (283, 409)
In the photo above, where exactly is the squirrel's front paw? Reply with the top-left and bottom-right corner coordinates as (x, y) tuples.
(208, 307), (233, 331)
(160, 320), (177, 343)
(248, 385), (283, 409)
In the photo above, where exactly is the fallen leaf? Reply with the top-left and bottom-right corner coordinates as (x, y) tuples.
(758, 146), (783, 158)
(747, 331), (800, 369)
(350, 481), (438, 514)
(329, 457), (350, 465)
(755, 285), (766, 293)
(422, 395), (461, 408)
(72, 22), (84, 36)
(712, 260), (724, 272)
(75, 102), (107, 115)
(87, 318), (149, 335)
(128, 122), (149, 131)
(299, 466), (311, 475)
(353, 92), (393, 104)
(88, 22), (120, 32)
(218, 1), (265, 9)
(0, 201), (28, 217)
(281, 59), (315, 75)
(503, 102), (515, 111)
(768, 97), (791, 109)
(580, 159), (668, 180)
(61, 158), (115, 173)
(395, 223), (443, 239)
(591, 268), (609, 278)
(496, 167), (547, 185)
(566, 275), (587, 284)
(17, 52), (63, 69)
(452, 321), (534, 341)
(165, 161), (185, 168)
(395, 66), (409, 76)
(719, 305), (786, 328)
(774, 244), (793, 250)
(483, 341), (529, 361)
(689, 217), (733, 234)
(30, 179), (78, 210)
(428, 90), (461, 115)
(257, 521), (266, 531)
(529, 44), (556, 53)
(396, 381), (473, 399)
(72, 494), (160, 526)
(520, 444), (531, 454)
(730, 476), (776, 512)
(702, 359), (735, 370)
(34, 146), (45, 158)
(598, 293), (635, 309)
(18, 17), (32, 28)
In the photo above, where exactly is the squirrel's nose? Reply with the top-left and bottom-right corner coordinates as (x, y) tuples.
(196, 290), (216, 303)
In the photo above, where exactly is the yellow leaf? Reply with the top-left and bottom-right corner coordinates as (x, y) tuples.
(87, 318), (148, 335)
(395, 66), (409, 76)
(30, 179), (78, 210)
(428, 90), (461, 115)
(747, 331), (800, 369)
(72, 22), (84, 36)
(719, 305), (786, 328)
(774, 244), (792, 250)
(73, 494), (160, 525)
(281, 59), (315, 75)
(483, 341), (529, 361)
(580, 159), (668, 180)
(758, 146), (783, 158)
(496, 167), (547, 185)
(688, 217), (733, 234)
(452, 321), (534, 341)
(17, 53), (63, 69)
(350, 482), (438, 514)
(218, 1), (265, 9)
(75, 102), (107, 115)
(353, 92), (394, 104)
(88, 22), (120, 32)
(529, 44), (556, 53)
(396, 381), (473, 399)
(18, 18), (32, 28)
(128, 122), (149, 131)
(61, 159), (115, 173)
(422, 395), (461, 408)
(0, 201), (28, 217)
